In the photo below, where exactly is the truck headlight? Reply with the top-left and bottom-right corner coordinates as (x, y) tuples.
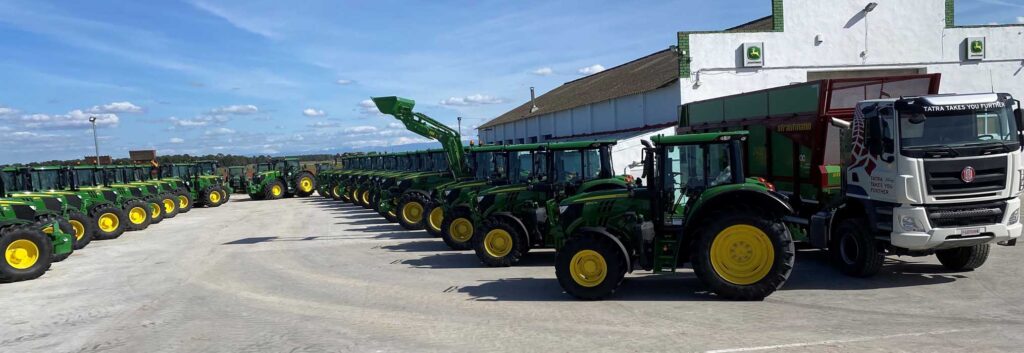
(900, 216), (925, 232)
(1009, 209), (1019, 225)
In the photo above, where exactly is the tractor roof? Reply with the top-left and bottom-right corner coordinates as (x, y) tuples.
(651, 131), (749, 145)
(546, 140), (617, 151)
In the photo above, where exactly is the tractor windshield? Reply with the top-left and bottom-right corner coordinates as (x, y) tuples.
(77, 168), (100, 187)
(197, 162), (217, 175)
(508, 151), (541, 184)
(552, 148), (609, 184)
(256, 163), (271, 173)
(31, 170), (62, 190)
(662, 142), (736, 215)
(473, 151), (500, 179)
(431, 153), (448, 172)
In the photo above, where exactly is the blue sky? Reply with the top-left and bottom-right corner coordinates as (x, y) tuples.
(0, 0), (1020, 164)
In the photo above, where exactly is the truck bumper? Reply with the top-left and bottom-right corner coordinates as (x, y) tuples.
(890, 199), (1022, 250)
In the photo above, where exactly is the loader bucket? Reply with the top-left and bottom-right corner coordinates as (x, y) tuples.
(372, 96), (415, 116)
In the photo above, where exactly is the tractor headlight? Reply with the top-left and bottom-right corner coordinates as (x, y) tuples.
(444, 190), (452, 197)
(476, 195), (485, 203)
(1009, 209), (1019, 225)
(558, 205), (569, 214)
(900, 216), (925, 232)
(29, 205), (37, 211)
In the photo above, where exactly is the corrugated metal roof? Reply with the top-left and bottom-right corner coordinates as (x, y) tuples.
(479, 49), (679, 129)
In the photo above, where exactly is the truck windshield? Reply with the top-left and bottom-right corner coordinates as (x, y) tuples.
(899, 104), (1018, 148)
(553, 149), (605, 183)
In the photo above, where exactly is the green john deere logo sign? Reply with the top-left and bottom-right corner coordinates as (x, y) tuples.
(970, 40), (984, 54)
(747, 46), (762, 60)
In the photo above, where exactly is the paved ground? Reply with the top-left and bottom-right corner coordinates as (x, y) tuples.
(2, 194), (1022, 353)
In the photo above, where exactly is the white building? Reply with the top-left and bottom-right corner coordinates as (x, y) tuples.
(479, 0), (1023, 148)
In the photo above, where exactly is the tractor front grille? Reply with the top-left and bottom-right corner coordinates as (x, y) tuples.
(42, 197), (61, 212)
(12, 204), (35, 221)
(130, 188), (142, 197)
(103, 190), (117, 201)
(147, 186), (158, 194)
(65, 195), (83, 210)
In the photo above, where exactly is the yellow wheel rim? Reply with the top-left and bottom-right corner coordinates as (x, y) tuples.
(151, 204), (161, 218)
(5, 239), (40, 270)
(98, 213), (120, 233)
(129, 207), (147, 225)
(271, 185), (283, 197)
(709, 224), (775, 285)
(332, 186), (340, 198)
(210, 191), (222, 204)
(428, 207), (443, 232)
(449, 218), (474, 243)
(300, 178), (313, 192)
(362, 191), (370, 205)
(179, 196), (189, 209)
(402, 202), (424, 224)
(569, 249), (608, 288)
(163, 199), (175, 213)
(483, 229), (513, 258)
(70, 220), (86, 241)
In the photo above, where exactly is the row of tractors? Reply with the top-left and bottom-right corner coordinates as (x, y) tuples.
(0, 161), (231, 283)
(316, 88), (1024, 301)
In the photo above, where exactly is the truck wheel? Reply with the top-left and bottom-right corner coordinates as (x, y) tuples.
(176, 191), (193, 213)
(92, 205), (127, 240)
(691, 213), (795, 300)
(397, 193), (429, 230)
(425, 203), (444, 238)
(264, 181), (285, 200)
(295, 172), (316, 197)
(556, 234), (627, 300)
(148, 200), (165, 224)
(936, 244), (990, 271)
(160, 194), (180, 219)
(831, 218), (884, 277)
(124, 200), (152, 231)
(441, 208), (474, 250)
(67, 210), (95, 249)
(38, 216), (74, 262)
(0, 226), (53, 283)
(473, 218), (526, 267)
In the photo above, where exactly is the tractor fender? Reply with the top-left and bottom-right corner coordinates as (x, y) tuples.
(402, 189), (433, 201)
(490, 212), (531, 244)
(687, 188), (793, 227)
(579, 226), (632, 273)
(88, 202), (116, 216)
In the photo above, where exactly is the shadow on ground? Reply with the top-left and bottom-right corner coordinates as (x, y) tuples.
(402, 250), (557, 269)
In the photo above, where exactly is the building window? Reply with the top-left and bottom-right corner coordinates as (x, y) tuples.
(516, 138), (525, 144)
(505, 140), (513, 145)
(542, 134), (552, 142)
(529, 136), (538, 143)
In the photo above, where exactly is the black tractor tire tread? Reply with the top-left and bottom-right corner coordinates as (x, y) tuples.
(0, 225), (53, 283)
(91, 205), (128, 240)
(176, 191), (194, 213)
(123, 200), (153, 231)
(294, 171), (316, 198)
(555, 233), (628, 300)
(264, 181), (285, 200)
(160, 194), (180, 219)
(472, 218), (527, 267)
(67, 210), (95, 249)
(440, 208), (474, 250)
(396, 193), (430, 230)
(690, 209), (795, 301)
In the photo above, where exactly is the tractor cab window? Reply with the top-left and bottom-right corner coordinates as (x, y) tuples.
(473, 152), (501, 179)
(431, 153), (448, 172)
(662, 143), (736, 217)
(31, 170), (61, 191)
(256, 164), (270, 173)
(0, 171), (14, 193)
(508, 151), (538, 184)
(77, 169), (99, 187)
(197, 162), (217, 175)
(552, 148), (607, 184)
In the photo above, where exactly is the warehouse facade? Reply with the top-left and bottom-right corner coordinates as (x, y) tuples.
(478, 0), (1024, 145)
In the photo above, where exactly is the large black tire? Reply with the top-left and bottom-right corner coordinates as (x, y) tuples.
(691, 211), (795, 301)
(424, 203), (444, 238)
(92, 205), (128, 240)
(264, 181), (285, 200)
(441, 208), (474, 250)
(147, 199), (165, 225)
(215, 186), (229, 204)
(123, 200), (152, 231)
(0, 225), (53, 283)
(831, 218), (885, 277)
(556, 233), (628, 300)
(66, 210), (95, 249)
(472, 218), (527, 267)
(349, 188), (362, 206)
(37, 216), (74, 262)
(249, 192), (265, 201)
(359, 188), (373, 209)
(160, 194), (180, 219)
(936, 244), (990, 271)
(294, 172), (316, 198)
(397, 193), (429, 230)
(208, 186), (227, 207)
(176, 191), (194, 214)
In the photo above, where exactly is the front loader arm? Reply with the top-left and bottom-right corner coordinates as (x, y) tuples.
(373, 96), (468, 179)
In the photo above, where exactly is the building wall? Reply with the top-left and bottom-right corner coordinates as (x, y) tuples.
(479, 81), (681, 144)
(681, 0), (1024, 104)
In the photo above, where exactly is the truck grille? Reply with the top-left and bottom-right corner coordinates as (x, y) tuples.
(12, 204), (35, 221)
(926, 200), (1005, 228)
(924, 156), (1006, 196)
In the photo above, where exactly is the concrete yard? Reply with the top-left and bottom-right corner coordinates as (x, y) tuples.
(2, 195), (1022, 353)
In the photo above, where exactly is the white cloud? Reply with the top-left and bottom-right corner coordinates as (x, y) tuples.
(87, 101), (143, 114)
(0, 106), (18, 116)
(190, 1), (282, 39)
(336, 79), (354, 85)
(387, 122), (404, 129)
(439, 94), (505, 106)
(1018, 16), (1024, 24)
(359, 99), (382, 115)
(169, 137), (185, 144)
(211, 104), (259, 115)
(0, 126), (11, 132)
(310, 121), (339, 128)
(532, 67), (553, 76)
(205, 127), (236, 135)
(302, 108), (326, 117)
(578, 64), (605, 75)
(344, 125), (378, 134)
(170, 116), (211, 127)
(20, 110), (119, 129)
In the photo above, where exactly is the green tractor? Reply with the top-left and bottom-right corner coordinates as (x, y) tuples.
(159, 162), (226, 208)
(470, 140), (622, 267)
(0, 171), (77, 262)
(228, 166), (249, 195)
(0, 199), (71, 282)
(195, 160), (231, 202)
(73, 165), (154, 232)
(2, 166), (115, 244)
(553, 132), (795, 301)
(247, 158), (316, 200)
(313, 162), (337, 198)
(114, 164), (182, 222)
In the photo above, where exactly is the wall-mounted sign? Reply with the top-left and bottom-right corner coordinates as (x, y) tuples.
(743, 42), (764, 67)
(966, 37), (985, 60)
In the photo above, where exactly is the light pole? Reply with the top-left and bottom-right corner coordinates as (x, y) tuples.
(457, 116), (462, 136)
(89, 116), (100, 166)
